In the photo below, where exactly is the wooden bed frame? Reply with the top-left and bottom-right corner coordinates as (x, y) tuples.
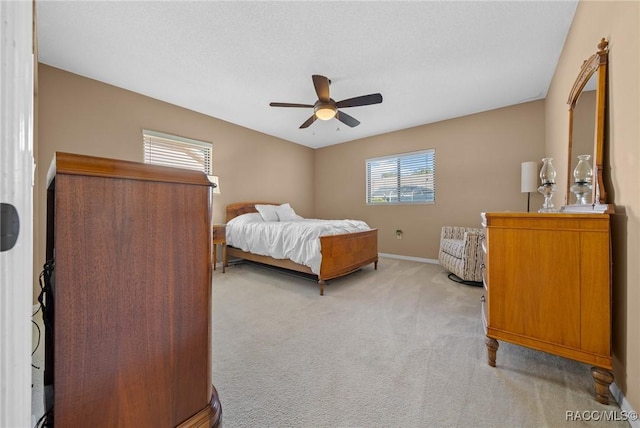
(224, 202), (378, 295)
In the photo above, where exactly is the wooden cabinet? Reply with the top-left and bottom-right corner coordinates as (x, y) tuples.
(481, 212), (613, 404)
(44, 152), (221, 427)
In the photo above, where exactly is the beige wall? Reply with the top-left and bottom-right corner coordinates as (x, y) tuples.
(38, 65), (546, 269)
(545, 0), (639, 411)
(315, 101), (546, 259)
(35, 64), (315, 296)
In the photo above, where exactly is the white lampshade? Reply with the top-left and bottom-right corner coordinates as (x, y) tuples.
(521, 161), (539, 193)
(208, 175), (221, 194)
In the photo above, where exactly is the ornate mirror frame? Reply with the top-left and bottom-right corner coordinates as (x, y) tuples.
(566, 38), (608, 206)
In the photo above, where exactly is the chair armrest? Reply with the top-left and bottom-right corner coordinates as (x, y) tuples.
(464, 229), (484, 239)
(462, 230), (484, 256)
(462, 230), (485, 282)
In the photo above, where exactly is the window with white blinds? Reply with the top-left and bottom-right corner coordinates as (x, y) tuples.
(366, 149), (435, 205)
(143, 130), (212, 174)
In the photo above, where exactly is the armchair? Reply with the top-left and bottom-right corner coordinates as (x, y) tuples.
(438, 226), (484, 284)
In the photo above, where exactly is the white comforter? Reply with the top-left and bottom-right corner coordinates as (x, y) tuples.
(226, 213), (372, 275)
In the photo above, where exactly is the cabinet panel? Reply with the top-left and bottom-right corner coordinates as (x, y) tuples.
(579, 231), (611, 355)
(487, 227), (581, 347)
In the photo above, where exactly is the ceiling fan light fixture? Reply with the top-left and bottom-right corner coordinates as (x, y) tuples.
(314, 103), (337, 120)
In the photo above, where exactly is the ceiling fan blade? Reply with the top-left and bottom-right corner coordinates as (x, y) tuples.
(299, 115), (317, 129)
(336, 93), (383, 108)
(270, 102), (314, 108)
(336, 110), (360, 128)
(312, 75), (331, 102)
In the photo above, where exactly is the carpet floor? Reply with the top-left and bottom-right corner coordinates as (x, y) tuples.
(30, 256), (628, 427)
(211, 257), (628, 428)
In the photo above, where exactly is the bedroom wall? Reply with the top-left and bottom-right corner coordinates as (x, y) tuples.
(545, 0), (639, 413)
(35, 64), (315, 298)
(314, 100), (546, 260)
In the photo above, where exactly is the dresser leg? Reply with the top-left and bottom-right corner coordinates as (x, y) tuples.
(590, 366), (613, 404)
(486, 337), (499, 367)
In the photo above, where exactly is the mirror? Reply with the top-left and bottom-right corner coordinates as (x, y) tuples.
(569, 78), (596, 204)
(566, 38), (608, 206)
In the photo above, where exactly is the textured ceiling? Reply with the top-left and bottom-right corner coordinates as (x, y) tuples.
(36, 1), (578, 149)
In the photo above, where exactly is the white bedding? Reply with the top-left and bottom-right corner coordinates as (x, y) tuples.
(226, 212), (372, 274)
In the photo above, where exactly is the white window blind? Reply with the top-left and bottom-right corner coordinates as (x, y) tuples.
(366, 149), (435, 205)
(143, 130), (212, 174)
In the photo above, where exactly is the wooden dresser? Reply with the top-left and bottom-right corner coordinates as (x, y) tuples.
(481, 211), (613, 404)
(44, 152), (221, 427)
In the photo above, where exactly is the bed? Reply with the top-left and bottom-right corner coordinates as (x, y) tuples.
(224, 202), (378, 295)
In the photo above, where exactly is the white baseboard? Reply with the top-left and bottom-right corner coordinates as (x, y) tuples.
(610, 382), (639, 428)
(378, 253), (439, 264)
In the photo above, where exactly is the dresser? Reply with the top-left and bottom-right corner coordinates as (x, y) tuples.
(481, 211), (613, 404)
(44, 152), (221, 427)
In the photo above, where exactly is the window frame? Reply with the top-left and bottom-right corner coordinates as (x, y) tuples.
(365, 149), (435, 205)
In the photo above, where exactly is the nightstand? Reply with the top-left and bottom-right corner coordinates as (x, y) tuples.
(212, 224), (226, 273)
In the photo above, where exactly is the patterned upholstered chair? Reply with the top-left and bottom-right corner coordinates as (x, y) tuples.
(438, 226), (484, 284)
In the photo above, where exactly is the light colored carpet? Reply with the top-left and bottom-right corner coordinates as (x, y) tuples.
(212, 257), (628, 428)
(30, 257), (627, 427)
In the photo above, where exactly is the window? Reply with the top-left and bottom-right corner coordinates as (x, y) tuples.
(143, 129), (212, 174)
(366, 149), (435, 205)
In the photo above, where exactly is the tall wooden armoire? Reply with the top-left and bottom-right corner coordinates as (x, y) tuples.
(43, 152), (221, 427)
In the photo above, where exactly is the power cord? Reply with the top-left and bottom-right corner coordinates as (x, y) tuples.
(33, 408), (52, 428)
(447, 272), (483, 287)
(33, 261), (55, 428)
(31, 318), (41, 369)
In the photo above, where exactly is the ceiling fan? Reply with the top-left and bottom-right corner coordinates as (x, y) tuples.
(269, 75), (383, 129)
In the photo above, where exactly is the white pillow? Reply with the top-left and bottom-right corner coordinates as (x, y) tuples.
(255, 204), (279, 222)
(275, 203), (299, 221)
(228, 212), (263, 226)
